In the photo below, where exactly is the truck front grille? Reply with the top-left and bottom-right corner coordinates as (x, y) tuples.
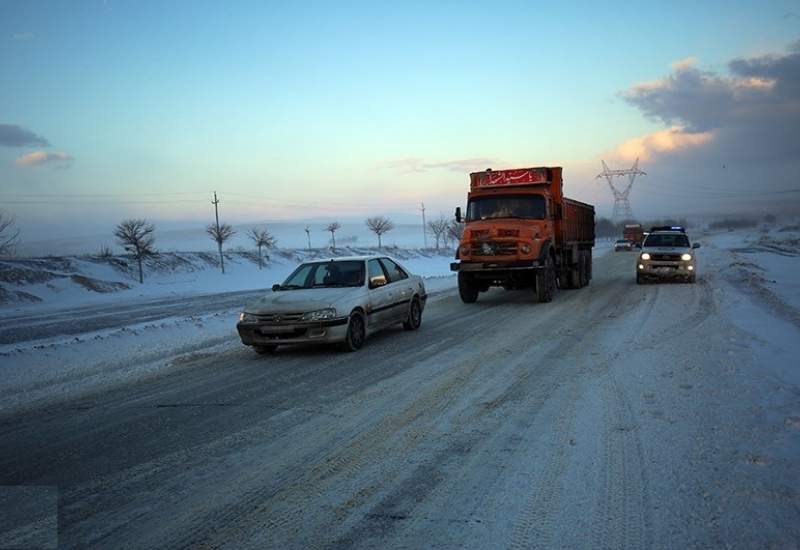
(470, 241), (517, 256)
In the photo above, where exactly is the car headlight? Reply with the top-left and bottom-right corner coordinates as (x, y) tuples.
(302, 308), (336, 321)
(640, 253), (651, 261)
(239, 312), (257, 322)
(681, 253), (692, 261)
(520, 243), (532, 254)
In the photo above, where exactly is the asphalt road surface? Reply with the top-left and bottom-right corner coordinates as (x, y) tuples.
(2, 250), (797, 549)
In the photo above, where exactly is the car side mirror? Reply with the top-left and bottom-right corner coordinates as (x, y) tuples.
(369, 275), (387, 289)
(272, 283), (281, 291)
(455, 207), (462, 223)
(692, 243), (700, 249)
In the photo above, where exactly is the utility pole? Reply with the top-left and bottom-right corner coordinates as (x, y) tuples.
(304, 225), (311, 251)
(420, 202), (427, 248)
(211, 191), (225, 274)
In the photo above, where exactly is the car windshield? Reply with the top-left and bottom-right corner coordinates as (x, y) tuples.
(281, 260), (365, 289)
(466, 195), (545, 221)
(644, 233), (690, 248)
(616, 240), (629, 244)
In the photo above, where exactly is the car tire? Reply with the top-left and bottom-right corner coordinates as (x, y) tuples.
(403, 298), (422, 331)
(341, 311), (366, 352)
(458, 272), (479, 303)
(254, 344), (277, 354)
(688, 274), (696, 284)
(536, 255), (556, 303)
(636, 272), (644, 285)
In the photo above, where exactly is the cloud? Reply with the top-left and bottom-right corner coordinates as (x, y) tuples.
(0, 124), (50, 147)
(616, 40), (800, 164)
(604, 40), (800, 216)
(610, 127), (712, 162)
(15, 151), (74, 169)
(380, 157), (499, 174)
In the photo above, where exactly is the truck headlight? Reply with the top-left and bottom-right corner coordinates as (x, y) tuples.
(640, 253), (651, 261)
(520, 243), (531, 254)
(302, 308), (336, 321)
(239, 312), (257, 322)
(459, 245), (470, 256)
(681, 253), (692, 261)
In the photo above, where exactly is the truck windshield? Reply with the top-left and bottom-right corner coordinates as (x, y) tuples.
(644, 234), (690, 248)
(466, 195), (545, 221)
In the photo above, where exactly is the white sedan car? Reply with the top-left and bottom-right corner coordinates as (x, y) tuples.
(237, 256), (427, 353)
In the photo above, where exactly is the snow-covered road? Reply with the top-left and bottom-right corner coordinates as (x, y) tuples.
(1, 244), (798, 549)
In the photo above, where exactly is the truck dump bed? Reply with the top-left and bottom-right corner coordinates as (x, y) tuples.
(561, 198), (595, 244)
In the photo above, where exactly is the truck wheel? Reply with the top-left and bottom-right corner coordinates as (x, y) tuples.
(536, 256), (556, 303)
(586, 250), (593, 281)
(458, 272), (479, 303)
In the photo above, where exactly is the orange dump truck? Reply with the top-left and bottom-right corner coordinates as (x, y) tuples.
(450, 166), (595, 303)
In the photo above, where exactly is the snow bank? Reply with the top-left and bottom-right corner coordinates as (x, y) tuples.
(0, 246), (457, 313)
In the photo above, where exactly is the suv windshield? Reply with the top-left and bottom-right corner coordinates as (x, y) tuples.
(644, 233), (690, 248)
(466, 195), (545, 221)
(281, 260), (365, 289)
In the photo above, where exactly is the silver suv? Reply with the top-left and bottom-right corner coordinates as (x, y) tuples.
(636, 226), (699, 284)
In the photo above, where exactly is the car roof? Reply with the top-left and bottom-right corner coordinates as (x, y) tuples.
(303, 255), (389, 263)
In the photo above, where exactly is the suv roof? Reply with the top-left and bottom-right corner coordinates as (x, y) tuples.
(650, 225), (685, 233)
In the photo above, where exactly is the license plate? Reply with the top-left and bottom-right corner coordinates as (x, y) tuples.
(654, 267), (675, 274)
(259, 326), (296, 335)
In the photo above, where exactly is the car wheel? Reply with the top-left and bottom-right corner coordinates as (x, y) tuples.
(254, 344), (277, 354)
(636, 272), (644, 285)
(341, 311), (366, 352)
(688, 274), (696, 284)
(403, 298), (423, 331)
(458, 272), (479, 303)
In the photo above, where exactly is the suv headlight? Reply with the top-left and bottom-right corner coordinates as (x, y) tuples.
(640, 253), (651, 260)
(681, 253), (692, 261)
(302, 308), (336, 321)
(239, 312), (257, 322)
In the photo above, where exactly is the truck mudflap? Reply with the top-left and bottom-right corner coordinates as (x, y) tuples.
(450, 260), (541, 272)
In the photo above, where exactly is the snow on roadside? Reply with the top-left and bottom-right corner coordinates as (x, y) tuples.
(0, 247), (456, 314)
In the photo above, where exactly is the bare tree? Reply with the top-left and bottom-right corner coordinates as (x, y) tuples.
(247, 227), (276, 269)
(114, 219), (156, 283)
(0, 211), (20, 256)
(325, 222), (341, 250)
(427, 216), (449, 250)
(365, 216), (395, 249)
(446, 220), (464, 248)
(207, 223), (236, 274)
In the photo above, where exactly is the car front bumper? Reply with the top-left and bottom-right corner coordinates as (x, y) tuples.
(237, 317), (350, 347)
(637, 261), (695, 278)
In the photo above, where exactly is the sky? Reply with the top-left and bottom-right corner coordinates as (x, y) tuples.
(1, 0), (799, 244)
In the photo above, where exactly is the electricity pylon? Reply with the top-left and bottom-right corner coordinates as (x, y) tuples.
(596, 158), (646, 221)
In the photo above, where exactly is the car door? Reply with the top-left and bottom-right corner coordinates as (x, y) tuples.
(379, 258), (414, 323)
(366, 259), (393, 329)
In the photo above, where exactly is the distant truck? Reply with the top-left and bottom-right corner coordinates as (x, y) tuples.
(450, 166), (595, 303)
(623, 224), (645, 247)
